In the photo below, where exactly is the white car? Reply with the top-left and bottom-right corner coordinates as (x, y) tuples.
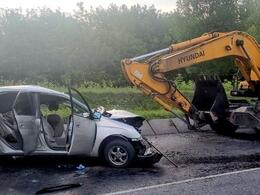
(0, 85), (161, 167)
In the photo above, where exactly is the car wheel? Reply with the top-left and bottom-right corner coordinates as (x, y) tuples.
(103, 139), (135, 168)
(209, 119), (238, 135)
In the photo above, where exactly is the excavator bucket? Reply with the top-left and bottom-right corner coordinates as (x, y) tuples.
(192, 76), (229, 118)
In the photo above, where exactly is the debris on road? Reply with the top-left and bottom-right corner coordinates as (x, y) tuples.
(75, 164), (89, 175)
(143, 137), (178, 168)
(35, 183), (82, 194)
(57, 163), (89, 176)
(31, 179), (39, 183)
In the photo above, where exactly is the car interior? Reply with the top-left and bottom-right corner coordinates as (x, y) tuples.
(0, 91), (87, 152)
(39, 94), (72, 150)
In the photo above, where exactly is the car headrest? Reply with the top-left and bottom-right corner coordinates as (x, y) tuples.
(48, 103), (59, 111)
(47, 114), (61, 126)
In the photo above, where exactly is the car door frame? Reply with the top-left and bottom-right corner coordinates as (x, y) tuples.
(12, 91), (40, 154)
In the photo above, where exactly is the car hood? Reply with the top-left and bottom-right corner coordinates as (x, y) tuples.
(103, 109), (145, 129)
(97, 116), (138, 130)
(96, 116), (142, 138)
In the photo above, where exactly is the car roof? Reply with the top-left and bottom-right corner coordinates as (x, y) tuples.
(0, 85), (66, 96)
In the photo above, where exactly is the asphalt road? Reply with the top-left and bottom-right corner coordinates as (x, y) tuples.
(0, 128), (260, 194)
(105, 168), (260, 195)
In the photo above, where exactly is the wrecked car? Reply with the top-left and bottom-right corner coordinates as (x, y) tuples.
(0, 85), (161, 167)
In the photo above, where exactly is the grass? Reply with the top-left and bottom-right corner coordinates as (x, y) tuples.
(42, 84), (194, 120)
(1, 78), (254, 119)
(129, 109), (174, 119)
(35, 79), (250, 120)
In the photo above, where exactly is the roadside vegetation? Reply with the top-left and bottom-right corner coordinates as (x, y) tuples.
(44, 83), (191, 119)
(36, 77), (235, 119)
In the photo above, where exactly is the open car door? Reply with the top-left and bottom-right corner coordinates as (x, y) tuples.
(13, 92), (40, 154)
(68, 88), (97, 155)
(0, 91), (23, 150)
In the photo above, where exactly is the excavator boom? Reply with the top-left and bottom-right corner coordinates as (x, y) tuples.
(122, 31), (260, 132)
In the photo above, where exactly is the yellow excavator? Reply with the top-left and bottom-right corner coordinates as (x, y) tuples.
(122, 31), (260, 134)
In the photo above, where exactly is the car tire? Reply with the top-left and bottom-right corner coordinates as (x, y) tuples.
(103, 139), (135, 168)
(209, 119), (238, 135)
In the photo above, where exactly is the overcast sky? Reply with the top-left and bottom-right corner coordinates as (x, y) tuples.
(0, 0), (177, 12)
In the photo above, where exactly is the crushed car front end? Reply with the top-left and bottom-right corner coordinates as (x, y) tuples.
(131, 137), (162, 164)
(102, 109), (162, 164)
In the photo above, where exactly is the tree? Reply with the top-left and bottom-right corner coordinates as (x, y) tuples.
(240, 0), (260, 41)
(0, 1), (258, 86)
(169, 0), (243, 80)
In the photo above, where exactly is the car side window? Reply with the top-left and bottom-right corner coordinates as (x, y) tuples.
(14, 93), (34, 116)
(0, 91), (18, 125)
(39, 93), (89, 120)
(69, 90), (90, 116)
(39, 95), (70, 121)
(73, 102), (89, 116)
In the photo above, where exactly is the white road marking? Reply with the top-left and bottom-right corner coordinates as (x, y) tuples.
(103, 167), (260, 195)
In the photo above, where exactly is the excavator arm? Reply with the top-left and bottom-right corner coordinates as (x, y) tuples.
(158, 31), (260, 81)
(122, 31), (260, 131)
